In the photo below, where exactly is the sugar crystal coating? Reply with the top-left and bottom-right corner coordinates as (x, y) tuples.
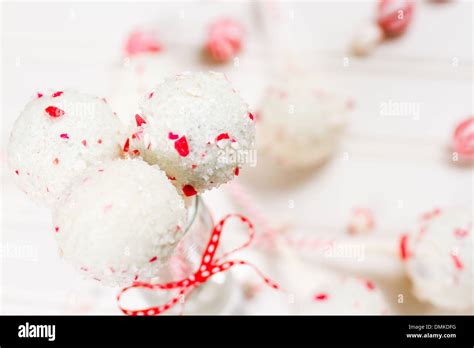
(137, 71), (255, 195)
(7, 90), (125, 207)
(53, 159), (187, 287)
(405, 208), (473, 310)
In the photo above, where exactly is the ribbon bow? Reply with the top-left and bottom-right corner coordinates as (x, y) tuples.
(117, 214), (280, 316)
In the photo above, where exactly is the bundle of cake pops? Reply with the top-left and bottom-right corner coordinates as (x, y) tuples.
(7, 71), (278, 314)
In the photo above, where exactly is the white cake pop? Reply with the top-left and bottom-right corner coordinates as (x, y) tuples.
(137, 71), (255, 196)
(258, 78), (350, 169)
(300, 277), (390, 315)
(53, 159), (187, 287)
(404, 208), (473, 311)
(7, 90), (125, 207)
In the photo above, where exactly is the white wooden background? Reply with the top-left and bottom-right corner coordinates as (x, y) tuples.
(1, 0), (472, 314)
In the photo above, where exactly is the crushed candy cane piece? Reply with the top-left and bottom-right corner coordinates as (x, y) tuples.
(123, 138), (130, 152)
(174, 136), (189, 157)
(168, 132), (179, 140)
(314, 293), (329, 301)
(182, 184), (197, 197)
(45, 106), (65, 118)
(135, 114), (146, 127)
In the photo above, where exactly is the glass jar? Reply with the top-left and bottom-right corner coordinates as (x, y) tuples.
(142, 196), (240, 314)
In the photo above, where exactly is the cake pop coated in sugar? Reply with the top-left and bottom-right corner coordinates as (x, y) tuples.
(53, 159), (187, 287)
(258, 78), (350, 169)
(7, 90), (125, 207)
(300, 277), (390, 314)
(137, 71), (255, 196)
(404, 208), (473, 311)
(205, 19), (244, 63)
(377, 0), (414, 37)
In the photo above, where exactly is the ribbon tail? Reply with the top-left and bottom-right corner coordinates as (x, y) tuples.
(117, 284), (191, 316)
(217, 259), (281, 291)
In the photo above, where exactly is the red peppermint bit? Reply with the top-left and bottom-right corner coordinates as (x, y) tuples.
(132, 149), (140, 156)
(454, 228), (469, 238)
(314, 293), (329, 301)
(123, 138), (130, 153)
(191, 164), (197, 169)
(421, 207), (441, 220)
(346, 99), (355, 110)
(234, 167), (239, 176)
(168, 132), (179, 140)
(451, 254), (464, 270)
(174, 136), (189, 157)
(215, 133), (230, 142)
(81, 139), (87, 147)
(167, 176), (176, 181)
(148, 92), (154, 99)
(135, 114), (146, 127)
(248, 112), (255, 121)
(149, 256), (158, 263)
(134, 275), (139, 281)
(97, 139), (103, 144)
(182, 184), (197, 197)
(365, 280), (375, 290)
(60, 133), (69, 139)
(54, 226), (59, 233)
(52, 91), (63, 97)
(15, 170), (19, 175)
(37, 93), (43, 98)
(399, 234), (409, 261)
(52, 158), (59, 165)
(45, 106), (65, 118)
